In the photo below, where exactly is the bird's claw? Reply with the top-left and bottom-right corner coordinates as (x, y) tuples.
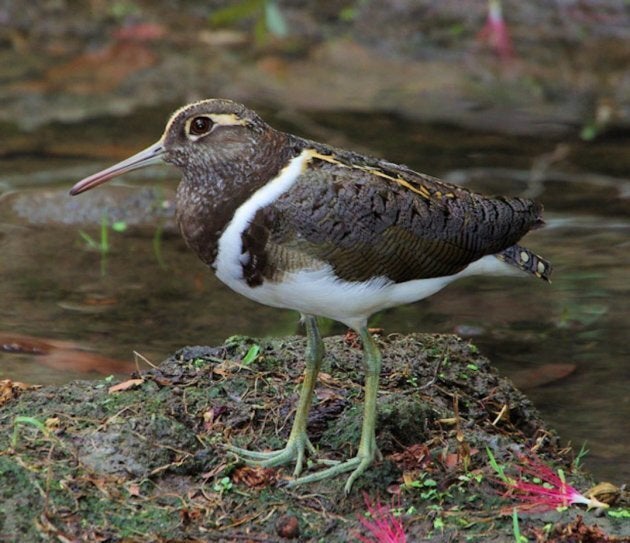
(286, 451), (378, 494)
(228, 432), (381, 493)
(226, 433), (318, 477)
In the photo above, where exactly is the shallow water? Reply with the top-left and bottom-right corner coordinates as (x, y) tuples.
(0, 107), (628, 483)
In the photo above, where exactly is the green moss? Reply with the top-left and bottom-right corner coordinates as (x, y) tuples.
(0, 334), (623, 541)
(0, 457), (45, 541)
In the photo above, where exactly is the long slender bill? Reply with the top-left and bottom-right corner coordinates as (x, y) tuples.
(70, 141), (165, 195)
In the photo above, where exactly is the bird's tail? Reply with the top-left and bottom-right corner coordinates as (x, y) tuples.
(495, 244), (552, 282)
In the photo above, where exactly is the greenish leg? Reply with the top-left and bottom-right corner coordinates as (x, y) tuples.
(226, 314), (326, 476)
(288, 326), (383, 493)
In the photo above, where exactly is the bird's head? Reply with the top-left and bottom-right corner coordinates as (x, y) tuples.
(70, 99), (280, 196)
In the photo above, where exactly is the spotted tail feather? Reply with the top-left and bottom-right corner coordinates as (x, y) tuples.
(496, 244), (552, 282)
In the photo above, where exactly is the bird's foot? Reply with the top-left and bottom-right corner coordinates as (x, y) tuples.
(287, 443), (382, 494)
(226, 433), (334, 477)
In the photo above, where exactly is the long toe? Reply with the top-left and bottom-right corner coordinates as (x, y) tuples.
(286, 457), (362, 488)
(286, 450), (376, 493)
(225, 434), (318, 477)
(343, 456), (373, 493)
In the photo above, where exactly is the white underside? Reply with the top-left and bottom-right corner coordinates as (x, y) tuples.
(220, 255), (515, 330)
(214, 149), (521, 331)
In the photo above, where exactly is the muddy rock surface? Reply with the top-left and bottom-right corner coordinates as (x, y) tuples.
(1, 334), (627, 541)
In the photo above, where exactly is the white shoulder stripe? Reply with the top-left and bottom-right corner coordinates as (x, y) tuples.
(214, 149), (311, 282)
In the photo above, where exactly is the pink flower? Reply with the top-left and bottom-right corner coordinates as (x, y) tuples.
(357, 494), (407, 543)
(503, 454), (608, 512)
(477, 0), (514, 61)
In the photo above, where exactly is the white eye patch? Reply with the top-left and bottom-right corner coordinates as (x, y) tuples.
(185, 113), (248, 141)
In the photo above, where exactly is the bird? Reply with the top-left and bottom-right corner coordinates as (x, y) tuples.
(70, 99), (552, 493)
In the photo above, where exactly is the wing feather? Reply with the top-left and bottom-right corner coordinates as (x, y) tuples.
(244, 151), (545, 284)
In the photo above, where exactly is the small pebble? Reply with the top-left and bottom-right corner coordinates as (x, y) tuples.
(275, 514), (299, 539)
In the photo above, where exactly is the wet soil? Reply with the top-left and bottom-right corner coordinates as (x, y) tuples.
(1, 334), (628, 541)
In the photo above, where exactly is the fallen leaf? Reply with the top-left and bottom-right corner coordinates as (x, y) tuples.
(441, 452), (460, 470)
(390, 443), (431, 471)
(343, 329), (360, 348)
(402, 470), (421, 487)
(126, 483), (142, 497)
(0, 379), (39, 407)
(202, 405), (228, 432)
(45, 417), (61, 430)
(275, 514), (300, 539)
(318, 372), (343, 387)
(150, 375), (174, 387)
(200, 462), (228, 481)
(584, 482), (621, 506)
(108, 378), (144, 394)
(83, 474), (122, 499)
(232, 466), (278, 488)
(180, 507), (206, 524)
(315, 387), (343, 402)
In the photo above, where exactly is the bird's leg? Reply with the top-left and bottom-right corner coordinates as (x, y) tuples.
(226, 314), (326, 476)
(288, 326), (383, 493)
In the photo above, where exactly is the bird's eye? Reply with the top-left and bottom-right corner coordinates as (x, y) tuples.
(189, 116), (213, 136)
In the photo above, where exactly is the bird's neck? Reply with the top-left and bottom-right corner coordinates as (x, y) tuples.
(175, 132), (299, 267)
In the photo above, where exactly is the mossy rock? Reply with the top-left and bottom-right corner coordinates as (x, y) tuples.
(1, 334), (627, 541)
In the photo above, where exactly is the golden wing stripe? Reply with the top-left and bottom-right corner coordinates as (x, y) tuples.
(307, 150), (433, 201)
